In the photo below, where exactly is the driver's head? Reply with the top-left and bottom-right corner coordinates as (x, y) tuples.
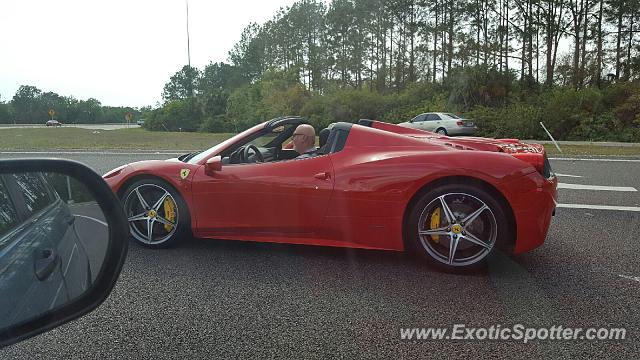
(292, 124), (316, 154)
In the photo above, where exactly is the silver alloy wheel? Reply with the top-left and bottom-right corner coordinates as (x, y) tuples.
(124, 183), (179, 245)
(436, 128), (447, 135)
(417, 192), (497, 267)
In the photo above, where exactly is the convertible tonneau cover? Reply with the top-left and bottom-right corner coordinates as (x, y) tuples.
(356, 119), (544, 154)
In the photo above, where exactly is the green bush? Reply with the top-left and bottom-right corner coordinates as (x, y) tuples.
(541, 87), (603, 140)
(300, 94), (331, 128)
(444, 66), (515, 111)
(325, 88), (388, 122)
(614, 94), (640, 127)
(144, 98), (202, 132)
(199, 115), (236, 133)
(0, 102), (14, 124)
(465, 103), (543, 139)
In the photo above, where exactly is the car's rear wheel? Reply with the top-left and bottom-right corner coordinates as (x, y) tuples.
(407, 183), (511, 272)
(122, 178), (189, 248)
(436, 128), (448, 135)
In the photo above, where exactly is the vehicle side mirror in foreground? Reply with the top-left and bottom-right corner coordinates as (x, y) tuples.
(205, 156), (222, 175)
(0, 159), (128, 348)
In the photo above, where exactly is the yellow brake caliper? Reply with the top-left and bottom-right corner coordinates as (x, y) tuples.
(163, 198), (176, 232)
(430, 207), (441, 243)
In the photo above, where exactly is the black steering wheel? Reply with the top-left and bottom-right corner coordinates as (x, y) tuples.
(242, 144), (264, 163)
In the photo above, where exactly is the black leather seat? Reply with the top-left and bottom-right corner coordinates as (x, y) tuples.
(319, 128), (330, 148)
(317, 128), (331, 155)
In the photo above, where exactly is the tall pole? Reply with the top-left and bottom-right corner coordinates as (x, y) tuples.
(186, 0), (191, 69)
(186, 0), (193, 97)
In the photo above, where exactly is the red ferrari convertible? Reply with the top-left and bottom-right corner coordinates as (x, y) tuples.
(104, 116), (557, 271)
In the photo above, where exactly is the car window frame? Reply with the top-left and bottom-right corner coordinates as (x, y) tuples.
(0, 175), (22, 239)
(425, 113), (441, 121)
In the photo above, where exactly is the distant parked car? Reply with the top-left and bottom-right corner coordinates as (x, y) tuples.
(397, 112), (477, 136)
(46, 120), (61, 127)
(136, 119), (145, 126)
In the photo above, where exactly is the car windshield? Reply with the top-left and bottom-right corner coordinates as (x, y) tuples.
(186, 123), (266, 164)
(2, 0), (639, 357)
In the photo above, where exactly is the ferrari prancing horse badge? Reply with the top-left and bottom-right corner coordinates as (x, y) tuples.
(180, 169), (190, 180)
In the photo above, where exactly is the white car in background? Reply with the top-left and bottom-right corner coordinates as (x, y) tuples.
(398, 112), (477, 136)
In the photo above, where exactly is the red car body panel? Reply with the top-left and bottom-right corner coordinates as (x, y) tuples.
(104, 119), (557, 254)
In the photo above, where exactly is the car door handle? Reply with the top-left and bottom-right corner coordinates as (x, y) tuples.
(34, 248), (60, 281)
(314, 172), (331, 180)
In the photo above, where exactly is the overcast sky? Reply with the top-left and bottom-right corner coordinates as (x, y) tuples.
(0, 0), (297, 107)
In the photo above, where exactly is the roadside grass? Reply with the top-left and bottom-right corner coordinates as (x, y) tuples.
(0, 128), (233, 151)
(543, 144), (640, 156)
(1, 127), (640, 156)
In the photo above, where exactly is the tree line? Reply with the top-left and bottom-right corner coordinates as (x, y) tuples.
(0, 85), (144, 124)
(224, 0), (640, 90)
(146, 0), (640, 141)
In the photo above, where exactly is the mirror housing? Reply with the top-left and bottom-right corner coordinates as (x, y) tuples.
(205, 156), (222, 175)
(0, 159), (128, 348)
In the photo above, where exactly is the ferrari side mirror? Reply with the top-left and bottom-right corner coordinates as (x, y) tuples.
(0, 159), (128, 348)
(205, 156), (222, 176)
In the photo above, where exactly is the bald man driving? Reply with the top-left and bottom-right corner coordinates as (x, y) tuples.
(292, 124), (317, 159)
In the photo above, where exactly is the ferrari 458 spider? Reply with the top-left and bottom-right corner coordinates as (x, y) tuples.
(104, 116), (557, 271)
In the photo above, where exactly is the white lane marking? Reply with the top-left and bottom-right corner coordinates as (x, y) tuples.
(64, 244), (78, 274)
(550, 157), (640, 162)
(74, 215), (108, 227)
(51, 282), (65, 309)
(557, 203), (640, 212)
(618, 274), (640, 283)
(554, 173), (583, 178)
(68, 201), (99, 207)
(0, 151), (184, 155)
(558, 183), (637, 192)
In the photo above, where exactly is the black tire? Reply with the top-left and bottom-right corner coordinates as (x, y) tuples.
(435, 128), (448, 135)
(406, 183), (512, 272)
(121, 178), (190, 249)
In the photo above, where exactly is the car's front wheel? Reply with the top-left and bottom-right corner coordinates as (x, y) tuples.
(407, 183), (512, 272)
(121, 178), (189, 248)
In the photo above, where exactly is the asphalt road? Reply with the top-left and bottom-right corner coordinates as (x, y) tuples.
(69, 202), (108, 281)
(1, 152), (639, 359)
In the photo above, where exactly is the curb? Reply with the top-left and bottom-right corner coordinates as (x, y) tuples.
(524, 140), (640, 147)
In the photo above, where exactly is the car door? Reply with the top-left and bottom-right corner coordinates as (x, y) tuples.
(35, 174), (92, 299)
(0, 175), (67, 329)
(423, 113), (442, 131)
(191, 154), (335, 240)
